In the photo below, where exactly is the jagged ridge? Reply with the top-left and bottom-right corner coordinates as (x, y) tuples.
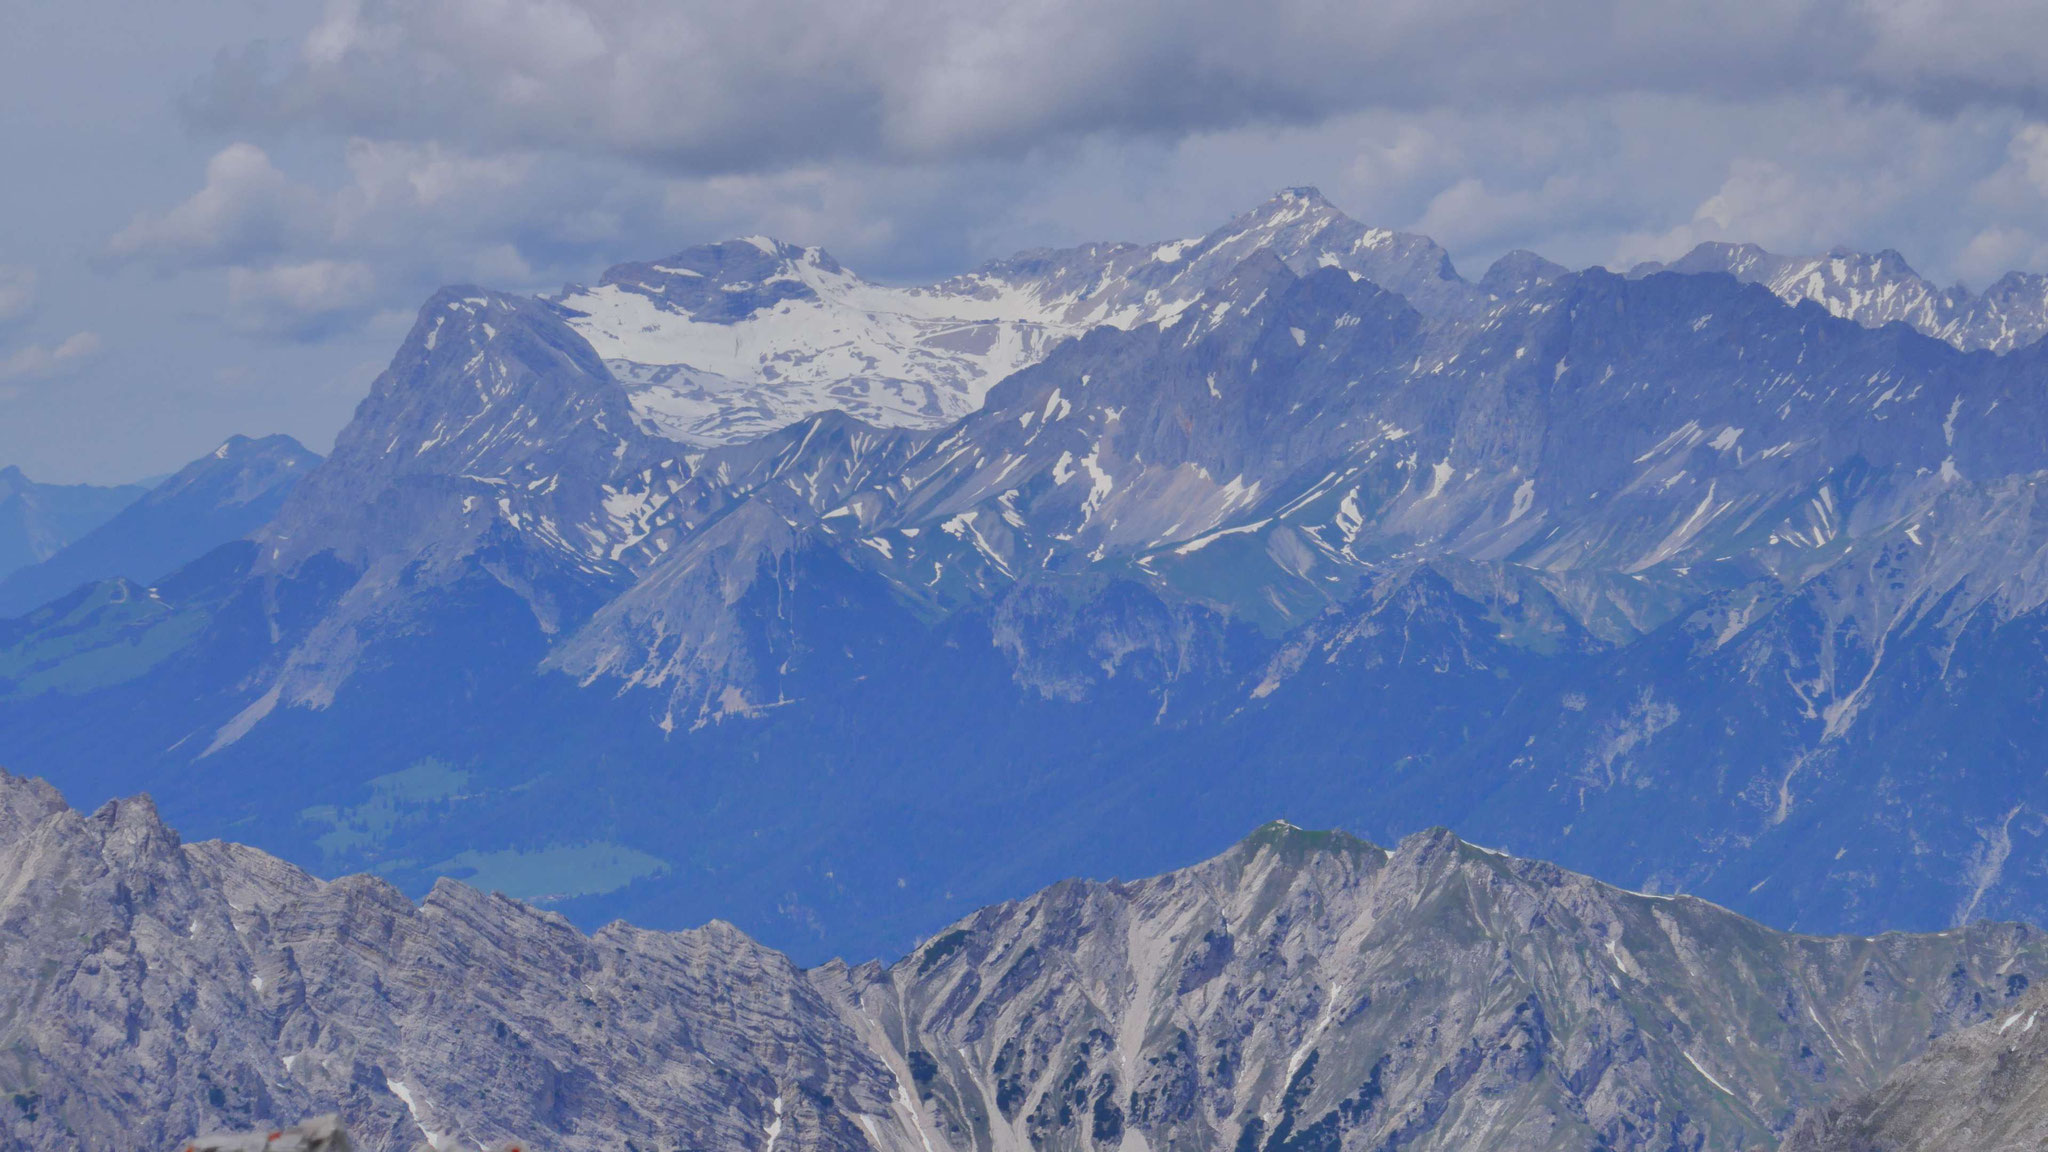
(0, 774), (2040, 1152)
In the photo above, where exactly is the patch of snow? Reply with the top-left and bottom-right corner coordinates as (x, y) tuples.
(1423, 458), (1454, 500)
(1173, 519), (1271, 555)
(1334, 489), (1363, 540)
(386, 1079), (460, 1152)
(1079, 449), (1115, 524)
(1505, 478), (1536, 525)
(1683, 1052), (1734, 1097)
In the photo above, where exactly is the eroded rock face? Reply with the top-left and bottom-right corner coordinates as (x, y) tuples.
(1780, 985), (2048, 1152)
(0, 769), (895, 1152)
(1, 770), (2040, 1152)
(850, 824), (2044, 1152)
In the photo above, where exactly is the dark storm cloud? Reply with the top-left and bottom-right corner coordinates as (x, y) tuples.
(191, 0), (2048, 174)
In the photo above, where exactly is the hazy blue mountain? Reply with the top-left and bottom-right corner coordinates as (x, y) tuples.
(0, 466), (146, 581)
(0, 434), (318, 617)
(6, 191), (2048, 964)
(1478, 248), (1569, 296)
(3, 772), (2039, 1152)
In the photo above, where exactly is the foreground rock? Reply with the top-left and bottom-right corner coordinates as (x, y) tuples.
(1, 769), (2041, 1152)
(178, 1115), (352, 1151)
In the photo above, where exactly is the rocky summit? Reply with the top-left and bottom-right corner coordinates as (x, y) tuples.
(0, 770), (2040, 1152)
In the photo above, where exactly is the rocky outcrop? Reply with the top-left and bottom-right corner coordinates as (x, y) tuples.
(1781, 985), (2048, 1151)
(1, 770), (2040, 1152)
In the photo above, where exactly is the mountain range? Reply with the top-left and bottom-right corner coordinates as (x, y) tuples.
(1632, 241), (2048, 354)
(0, 466), (147, 582)
(0, 434), (318, 618)
(3, 770), (2040, 1152)
(6, 188), (2048, 966)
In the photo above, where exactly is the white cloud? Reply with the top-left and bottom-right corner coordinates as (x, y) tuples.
(100, 137), (588, 341)
(227, 260), (378, 337)
(106, 143), (323, 269)
(104, 7), (2048, 357)
(1953, 227), (2048, 288)
(1592, 97), (2033, 278)
(0, 266), (36, 323)
(333, 138), (534, 223)
(0, 331), (102, 382)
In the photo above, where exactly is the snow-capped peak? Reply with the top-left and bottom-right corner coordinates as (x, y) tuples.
(1633, 241), (2048, 352)
(548, 189), (1492, 451)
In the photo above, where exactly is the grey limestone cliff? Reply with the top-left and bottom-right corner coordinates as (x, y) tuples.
(0, 771), (2040, 1152)
(1781, 983), (2048, 1151)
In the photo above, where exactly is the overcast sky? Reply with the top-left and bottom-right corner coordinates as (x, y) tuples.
(7, 0), (2048, 481)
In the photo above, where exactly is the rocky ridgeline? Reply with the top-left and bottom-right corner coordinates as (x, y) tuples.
(2, 769), (2044, 1152)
